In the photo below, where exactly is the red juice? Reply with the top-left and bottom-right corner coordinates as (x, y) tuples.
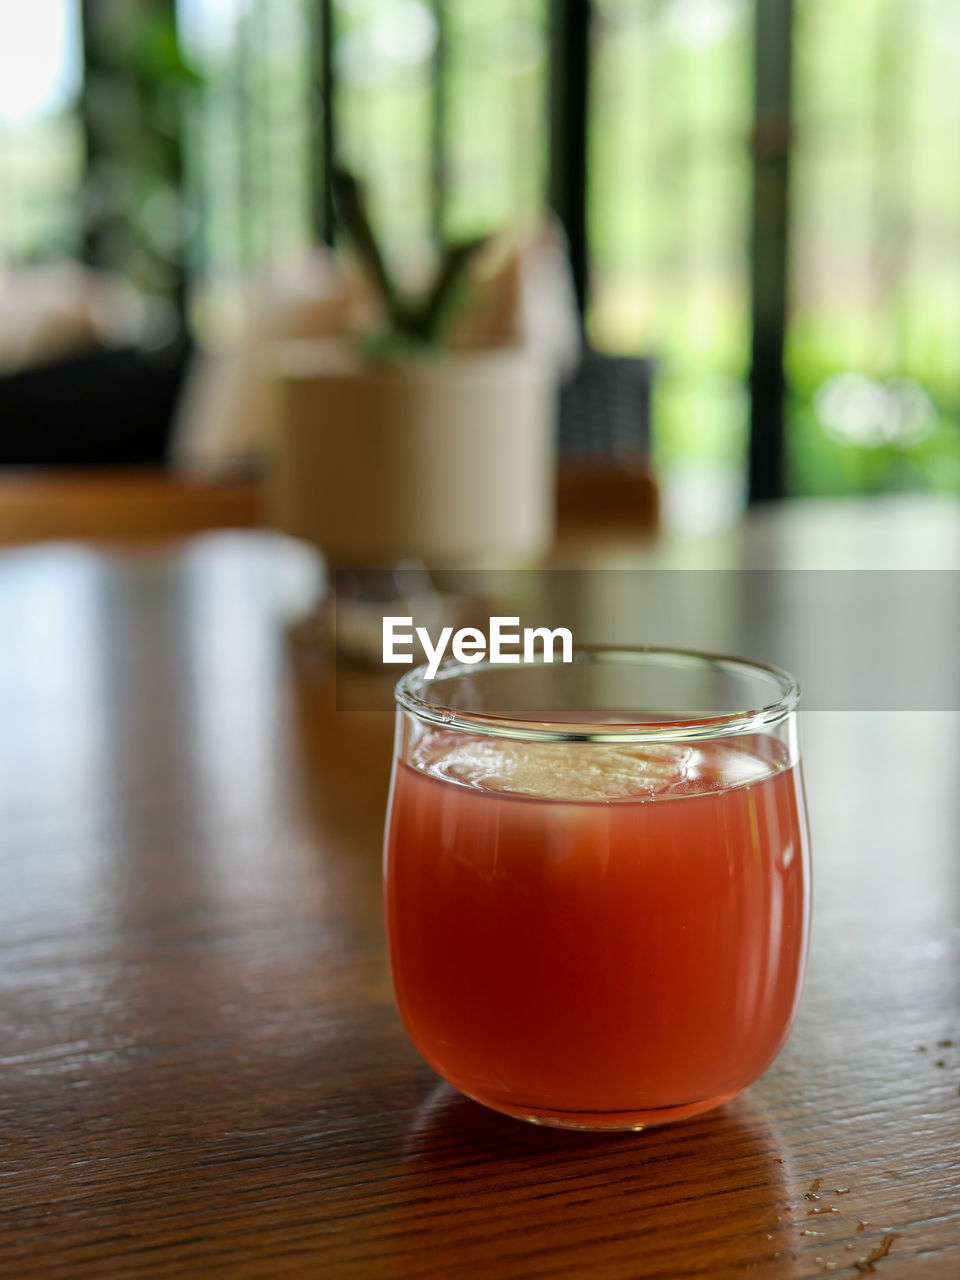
(385, 730), (810, 1129)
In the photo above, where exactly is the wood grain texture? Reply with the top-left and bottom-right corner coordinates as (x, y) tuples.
(0, 530), (957, 1279)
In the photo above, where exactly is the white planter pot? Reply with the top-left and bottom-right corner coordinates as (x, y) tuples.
(264, 341), (556, 568)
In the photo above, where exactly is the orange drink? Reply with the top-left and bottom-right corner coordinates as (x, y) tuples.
(385, 650), (810, 1130)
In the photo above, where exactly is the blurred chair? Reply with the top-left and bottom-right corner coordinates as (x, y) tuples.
(0, 339), (189, 467)
(0, 262), (188, 467)
(557, 350), (659, 531)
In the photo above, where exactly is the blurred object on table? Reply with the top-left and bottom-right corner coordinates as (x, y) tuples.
(174, 215), (579, 483)
(448, 218), (581, 377)
(169, 247), (366, 478)
(260, 202), (572, 571)
(557, 350), (659, 532)
(264, 342), (555, 571)
(332, 563), (479, 669)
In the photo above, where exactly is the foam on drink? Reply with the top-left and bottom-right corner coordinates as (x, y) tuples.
(411, 730), (784, 802)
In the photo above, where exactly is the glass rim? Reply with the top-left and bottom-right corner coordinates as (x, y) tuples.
(394, 645), (801, 744)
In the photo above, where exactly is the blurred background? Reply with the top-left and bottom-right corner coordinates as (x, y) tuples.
(3, 0), (960, 533)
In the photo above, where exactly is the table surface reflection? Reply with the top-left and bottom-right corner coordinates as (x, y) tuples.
(1, 506), (959, 1279)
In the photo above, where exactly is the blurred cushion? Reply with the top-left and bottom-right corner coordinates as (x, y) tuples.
(0, 339), (190, 467)
(0, 262), (146, 376)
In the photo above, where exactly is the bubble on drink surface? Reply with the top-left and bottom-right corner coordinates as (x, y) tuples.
(412, 732), (778, 801)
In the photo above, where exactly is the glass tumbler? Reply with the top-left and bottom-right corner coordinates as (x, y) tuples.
(384, 648), (811, 1131)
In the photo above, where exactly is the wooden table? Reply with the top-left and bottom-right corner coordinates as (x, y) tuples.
(1, 513), (958, 1278)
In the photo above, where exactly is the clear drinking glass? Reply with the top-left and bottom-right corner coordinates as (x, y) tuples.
(384, 648), (811, 1132)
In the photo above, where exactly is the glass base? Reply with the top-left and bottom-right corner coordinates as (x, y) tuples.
(462, 1089), (738, 1132)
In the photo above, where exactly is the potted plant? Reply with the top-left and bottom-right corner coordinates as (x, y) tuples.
(263, 173), (557, 570)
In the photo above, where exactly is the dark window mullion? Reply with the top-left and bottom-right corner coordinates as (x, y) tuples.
(309, 0), (336, 246)
(748, 0), (794, 502)
(549, 0), (590, 319)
